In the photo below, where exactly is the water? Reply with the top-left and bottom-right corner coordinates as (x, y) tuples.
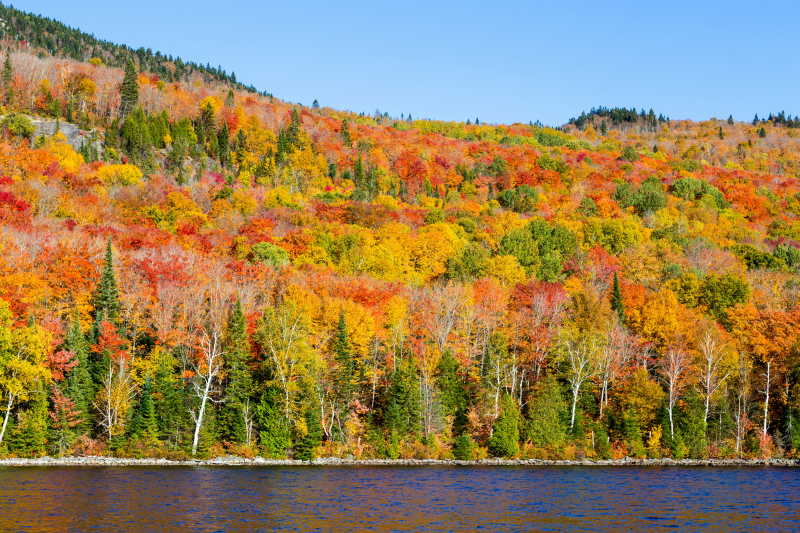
(0, 466), (797, 531)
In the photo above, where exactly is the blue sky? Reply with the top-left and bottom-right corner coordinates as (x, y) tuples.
(16, 0), (800, 125)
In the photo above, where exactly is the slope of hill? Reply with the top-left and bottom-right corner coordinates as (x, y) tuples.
(0, 12), (798, 462)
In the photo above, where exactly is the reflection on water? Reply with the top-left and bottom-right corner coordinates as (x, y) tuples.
(0, 466), (797, 531)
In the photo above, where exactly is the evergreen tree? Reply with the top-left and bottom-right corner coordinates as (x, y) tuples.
(340, 118), (351, 145)
(2, 53), (12, 106)
(9, 388), (48, 457)
(436, 351), (468, 433)
(152, 355), (186, 446)
(294, 397), (323, 461)
(718, 126), (724, 140)
(727, 115), (734, 125)
(217, 122), (230, 167)
(332, 312), (358, 413)
(63, 314), (92, 433)
(524, 377), (568, 453)
(759, 127), (767, 138)
(128, 378), (158, 444)
(218, 301), (253, 445)
(92, 240), (121, 327)
(255, 387), (291, 458)
(610, 272), (625, 323)
(487, 393), (521, 457)
(385, 359), (421, 437)
(119, 58), (139, 118)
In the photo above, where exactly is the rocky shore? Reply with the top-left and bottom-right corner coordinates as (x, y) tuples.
(0, 456), (797, 467)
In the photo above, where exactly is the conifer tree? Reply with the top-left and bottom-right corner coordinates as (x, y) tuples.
(63, 315), (92, 432)
(610, 272), (625, 323)
(487, 393), (520, 457)
(128, 378), (158, 443)
(92, 240), (121, 328)
(217, 122), (230, 167)
(340, 118), (351, 145)
(727, 115), (734, 125)
(255, 387), (291, 457)
(119, 58), (139, 118)
(332, 312), (358, 412)
(2, 53), (12, 106)
(218, 301), (253, 445)
(152, 356), (186, 446)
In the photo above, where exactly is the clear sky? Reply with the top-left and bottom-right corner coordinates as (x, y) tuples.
(15, 0), (800, 125)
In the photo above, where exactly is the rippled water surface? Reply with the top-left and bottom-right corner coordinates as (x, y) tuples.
(0, 466), (798, 531)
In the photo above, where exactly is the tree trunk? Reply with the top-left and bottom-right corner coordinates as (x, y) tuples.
(668, 384), (675, 439)
(762, 360), (771, 437)
(0, 393), (14, 445)
(570, 383), (579, 430)
(192, 378), (212, 456)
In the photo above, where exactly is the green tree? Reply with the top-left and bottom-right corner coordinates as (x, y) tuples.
(524, 376), (568, 454)
(488, 393), (521, 457)
(255, 386), (291, 458)
(119, 58), (139, 118)
(610, 272), (625, 323)
(62, 315), (92, 433)
(218, 301), (254, 445)
(128, 378), (158, 444)
(2, 53), (12, 105)
(384, 358), (421, 437)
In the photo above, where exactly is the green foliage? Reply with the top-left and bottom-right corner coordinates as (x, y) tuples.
(497, 185), (537, 213)
(445, 243), (490, 282)
(578, 196), (598, 217)
(730, 244), (786, 271)
(249, 242), (290, 268)
(488, 393), (521, 457)
(385, 359), (421, 437)
(92, 240), (121, 327)
(218, 301), (254, 445)
(697, 274), (749, 322)
(63, 315), (92, 433)
(524, 377), (568, 452)
(536, 154), (569, 175)
(774, 244), (800, 271)
(584, 217), (641, 255)
(614, 178), (667, 215)
(128, 378), (158, 443)
(255, 387), (291, 458)
(452, 434), (476, 460)
(119, 58), (139, 118)
(610, 272), (625, 323)
(499, 218), (577, 281)
(1, 113), (35, 138)
(671, 177), (728, 209)
(621, 146), (640, 162)
(9, 389), (48, 457)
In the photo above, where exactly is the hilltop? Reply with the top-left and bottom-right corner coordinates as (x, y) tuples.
(0, 8), (798, 463)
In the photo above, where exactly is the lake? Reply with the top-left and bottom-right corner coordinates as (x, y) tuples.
(0, 466), (797, 531)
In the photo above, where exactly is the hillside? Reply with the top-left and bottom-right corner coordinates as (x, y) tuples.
(0, 11), (798, 462)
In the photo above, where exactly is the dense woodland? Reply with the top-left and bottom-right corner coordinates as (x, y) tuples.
(0, 8), (800, 461)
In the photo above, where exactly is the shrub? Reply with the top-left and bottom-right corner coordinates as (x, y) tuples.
(2, 113), (35, 138)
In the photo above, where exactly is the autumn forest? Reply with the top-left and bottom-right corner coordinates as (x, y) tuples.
(0, 5), (799, 462)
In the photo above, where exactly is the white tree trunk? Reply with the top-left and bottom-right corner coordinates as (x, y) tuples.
(762, 360), (771, 437)
(0, 393), (14, 445)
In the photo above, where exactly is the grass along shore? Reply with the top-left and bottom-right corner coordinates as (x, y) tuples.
(0, 456), (797, 467)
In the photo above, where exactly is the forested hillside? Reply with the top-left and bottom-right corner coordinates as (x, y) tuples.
(0, 9), (799, 461)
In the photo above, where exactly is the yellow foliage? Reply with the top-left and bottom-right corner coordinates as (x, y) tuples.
(231, 188), (258, 216)
(487, 255), (526, 286)
(96, 164), (143, 186)
(264, 186), (305, 209)
(44, 134), (84, 174)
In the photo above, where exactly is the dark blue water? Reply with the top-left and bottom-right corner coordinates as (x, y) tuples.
(0, 466), (797, 531)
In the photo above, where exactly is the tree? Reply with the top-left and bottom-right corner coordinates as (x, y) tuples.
(62, 315), (92, 433)
(92, 241), (121, 330)
(128, 377), (157, 443)
(219, 300), (254, 445)
(2, 53), (12, 105)
(660, 347), (691, 440)
(562, 333), (599, 430)
(0, 303), (51, 446)
(488, 393), (520, 457)
(524, 376), (568, 453)
(698, 327), (730, 427)
(610, 272), (625, 323)
(188, 327), (224, 456)
(340, 119), (351, 145)
(119, 58), (139, 117)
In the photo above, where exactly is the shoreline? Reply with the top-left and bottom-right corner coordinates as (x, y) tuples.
(0, 456), (797, 467)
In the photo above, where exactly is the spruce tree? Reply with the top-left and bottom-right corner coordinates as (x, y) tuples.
(487, 393), (521, 457)
(2, 53), (12, 106)
(63, 314), (92, 433)
(255, 387), (291, 458)
(119, 58), (139, 118)
(92, 240), (121, 327)
(152, 356), (186, 446)
(128, 378), (158, 444)
(218, 301), (253, 445)
(332, 312), (358, 413)
(727, 115), (734, 125)
(610, 272), (625, 323)
(340, 118), (351, 145)
(217, 122), (230, 167)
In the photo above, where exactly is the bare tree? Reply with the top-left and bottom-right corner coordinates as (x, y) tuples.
(660, 347), (690, 439)
(698, 328), (730, 426)
(189, 328), (224, 456)
(597, 322), (634, 418)
(564, 335), (599, 430)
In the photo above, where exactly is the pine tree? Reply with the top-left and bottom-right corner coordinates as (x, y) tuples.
(294, 397), (323, 461)
(152, 356), (186, 446)
(332, 312), (358, 412)
(385, 359), (421, 437)
(128, 378), (158, 444)
(727, 115), (734, 125)
(218, 301), (253, 445)
(2, 53), (12, 106)
(9, 387), (48, 457)
(718, 126), (724, 140)
(255, 387), (291, 458)
(610, 272), (625, 323)
(759, 127), (767, 138)
(92, 240), (121, 327)
(63, 314), (92, 433)
(340, 118), (351, 145)
(119, 58), (139, 118)
(217, 122), (230, 167)
(487, 393), (521, 457)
